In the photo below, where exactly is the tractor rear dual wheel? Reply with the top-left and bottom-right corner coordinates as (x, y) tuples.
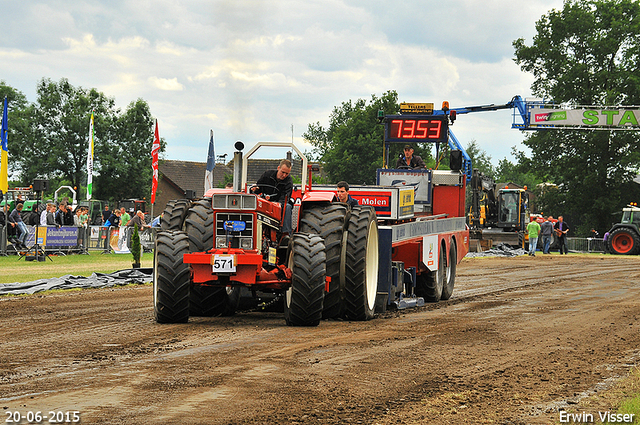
(343, 206), (379, 321)
(298, 203), (348, 319)
(161, 199), (191, 231)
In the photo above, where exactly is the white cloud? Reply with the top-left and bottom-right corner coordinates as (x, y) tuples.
(0, 0), (566, 166)
(148, 77), (184, 91)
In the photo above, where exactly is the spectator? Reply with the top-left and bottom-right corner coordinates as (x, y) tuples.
(46, 203), (56, 226)
(106, 209), (122, 228)
(9, 203), (28, 249)
(554, 216), (570, 255)
(55, 203), (67, 227)
(395, 144), (426, 169)
(128, 210), (150, 231)
(540, 216), (554, 254)
(63, 204), (74, 225)
(526, 216), (541, 257)
(74, 207), (86, 249)
(0, 203), (6, 227)
(39, 204), (48, 226)
(603, 231), (610, 254)
(251, 159), (293, 234)
(150, 214), (162, 227)
(335, 181), (359, 208)
(225, 182), (233, 189)
(119, 207), (131, 228)
(102, 204), (111, 224)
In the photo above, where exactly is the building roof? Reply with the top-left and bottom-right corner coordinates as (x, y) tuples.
(159, 160), (232, 197)
(227, 158), (303, 184)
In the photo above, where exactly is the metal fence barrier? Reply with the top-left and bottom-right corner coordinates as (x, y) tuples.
(0, 225), (157, 256)
(566, 237), (606, 253)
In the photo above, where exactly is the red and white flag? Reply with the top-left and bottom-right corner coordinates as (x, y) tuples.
(151, 120), (160, 204)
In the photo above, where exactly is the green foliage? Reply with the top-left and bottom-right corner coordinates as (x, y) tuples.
(465, 140), (495, 178)
(304, 91), (402, 185)
(217, 173), (234, 188)
(513, 0), (640, 236)
(131, 225), (141, 264)
(3, 78), (165, 204)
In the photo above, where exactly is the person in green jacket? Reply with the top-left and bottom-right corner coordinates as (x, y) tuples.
(526, 217), (541, 257)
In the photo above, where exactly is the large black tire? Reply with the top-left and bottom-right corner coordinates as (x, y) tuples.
(190, 285), (241, 317)
(415, 241), (445, 302)
(298, 203), (348, 319)
(162, 199), (191, 231)
(284, 233), (326, 326)
(343, 206), (379, 321)
(159, 200), (176, 231)
(609, 227), (640, 255)
(184, 199), (214, 252)
(154, 231), (191, 323)
(441, 241), (456, 300)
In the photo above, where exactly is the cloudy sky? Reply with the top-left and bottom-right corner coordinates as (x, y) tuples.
(1, 0), (565, 166)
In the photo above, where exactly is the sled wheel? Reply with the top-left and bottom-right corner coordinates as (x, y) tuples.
(416, 240), (445, 302)
(441, 241), (456, 300)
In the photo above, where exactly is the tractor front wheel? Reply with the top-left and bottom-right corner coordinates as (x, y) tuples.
(154, 231), (191, 323)
(284, 233), (326, 326)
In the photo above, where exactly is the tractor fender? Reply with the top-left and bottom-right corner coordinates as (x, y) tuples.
(301, 190), (336, 204)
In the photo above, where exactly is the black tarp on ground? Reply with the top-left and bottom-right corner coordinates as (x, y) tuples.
(0, 268), (153, 296)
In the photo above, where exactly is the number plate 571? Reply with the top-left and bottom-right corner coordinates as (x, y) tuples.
(212, 254), (236, 272)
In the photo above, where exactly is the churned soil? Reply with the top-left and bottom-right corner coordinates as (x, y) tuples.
(1, 254), (639, 424)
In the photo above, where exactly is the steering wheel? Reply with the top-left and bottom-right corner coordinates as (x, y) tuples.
(251, 184), (279, 200)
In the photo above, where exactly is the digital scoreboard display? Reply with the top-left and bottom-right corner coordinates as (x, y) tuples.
(384, 115), (448, 144)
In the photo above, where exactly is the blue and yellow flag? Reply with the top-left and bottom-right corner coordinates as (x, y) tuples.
(0, 97), (8, 194)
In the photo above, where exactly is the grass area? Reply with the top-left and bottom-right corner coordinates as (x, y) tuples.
(0, 250), (153, 284)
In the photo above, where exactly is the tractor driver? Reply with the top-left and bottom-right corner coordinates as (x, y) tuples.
(251, 159), (293, 234)
(396, 144), (426, 169)
(335, 181), (359, 208)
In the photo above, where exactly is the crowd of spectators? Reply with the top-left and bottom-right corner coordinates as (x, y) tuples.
(0, 198), (155, 253)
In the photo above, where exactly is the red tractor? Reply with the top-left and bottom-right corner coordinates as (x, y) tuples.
(154, 125), (469, 326)
(154, 142), (380, 326)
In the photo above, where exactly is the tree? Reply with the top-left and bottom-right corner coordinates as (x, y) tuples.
(305, 91), (431, 184)
(465, 140), (494, 178)
(93, 99), (164, 202)
(8, 78), (164, 203)
(513, 0), (640, 236)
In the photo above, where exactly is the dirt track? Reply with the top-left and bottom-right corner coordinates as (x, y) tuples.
(1, 254), (640, 424)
